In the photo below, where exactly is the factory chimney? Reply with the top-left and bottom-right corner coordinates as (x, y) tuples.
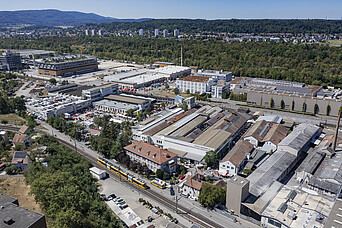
(333, 109), (342, 151)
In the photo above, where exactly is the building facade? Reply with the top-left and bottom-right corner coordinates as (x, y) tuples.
(124, 141), (178, 174)
(0, 50), (22, 71)
(176, 76), (215, 94)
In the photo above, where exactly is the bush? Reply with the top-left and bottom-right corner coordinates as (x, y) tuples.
(5, 166), (19, 175)
(1, 120), (8, 124)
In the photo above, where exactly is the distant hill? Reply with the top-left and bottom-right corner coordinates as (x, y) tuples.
(0, 9), (151, 27)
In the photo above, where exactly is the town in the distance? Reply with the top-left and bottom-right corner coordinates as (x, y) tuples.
(0, 8), (342, 228)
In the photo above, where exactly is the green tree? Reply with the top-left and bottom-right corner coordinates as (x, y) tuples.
(126, 109), (135, 117)
(302, 102), (307, 113)
(270, 98), (274, 108)
(326, 105), (331, 116)
(165, 85), (169, 89)
(161, 101), (166, 110)
(314, 104), (319, 114)
(49, 78), (57, 85)
(173, 88), (180, 95)
(156, 169), (164, 179)
(204, 150), (217, 168)
(186, 89), (190, 94)
(198, 183), (226, 209)
(163, 172), (171, 180)
(280, 100), (285, 109)
(179, 100), (188, 111)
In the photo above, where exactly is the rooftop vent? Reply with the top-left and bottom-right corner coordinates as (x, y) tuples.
(3, 217), (14, 225)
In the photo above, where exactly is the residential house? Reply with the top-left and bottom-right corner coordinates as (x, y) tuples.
(124, 141), (178, 174)
(219, 140), (254, 176)
(12, 151), (30, 170)
(12, 134), (31, 147)
(181, 173), (204, 200)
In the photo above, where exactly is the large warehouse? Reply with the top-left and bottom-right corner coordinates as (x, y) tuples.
(37, 58), (98, 76)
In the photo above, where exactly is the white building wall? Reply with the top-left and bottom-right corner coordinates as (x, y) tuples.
(219, 161), (237, 176)
(261, 141), (277, 154)
(181, 185), (200, 200)
(243, 136), (259, 147)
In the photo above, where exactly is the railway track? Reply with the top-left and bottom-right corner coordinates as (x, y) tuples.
(0, 125), (20, 131)
(56, 138), (225, 228)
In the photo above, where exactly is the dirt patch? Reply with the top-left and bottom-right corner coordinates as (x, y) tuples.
(0, 177), (43, 213)
(0, 114), (26, 125)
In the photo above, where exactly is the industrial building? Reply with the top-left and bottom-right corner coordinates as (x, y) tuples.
(93, 99), (139, 115)
(247, 90), (342, 116)
(226, 176), (250, 216)
(37, 58), (98, 76)
(195, 69), (233, 82)
(176, 76), (215, 94)
(230, 77), (322, 97)
(0, 193), (47, 228)
(219, 140), (254, 176)
(104, 94), (154, 111)
(124, 140), (178, 174)
(81, 84), (118, 101)
(103, 66), (190, 89)
(26, 93), (91, 120)
(0, 50), (22, 71)
(133, 105), (250, 164)
(241, 124), (321, 220)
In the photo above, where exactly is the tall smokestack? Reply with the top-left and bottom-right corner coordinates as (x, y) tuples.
(180, 45), (183, 67)
(333, 110), (342, 151)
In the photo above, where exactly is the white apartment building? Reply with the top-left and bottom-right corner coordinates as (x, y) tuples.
(176, 76), (215, 94)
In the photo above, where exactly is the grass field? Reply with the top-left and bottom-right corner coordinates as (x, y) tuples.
(0, 177), (43, 214)
(325, 40), (342, 47)
(0, 114), (26, 125)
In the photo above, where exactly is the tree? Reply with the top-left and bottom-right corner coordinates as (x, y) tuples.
(314, 104), (319, 114)
(163, 172), (171, 180)
(270, 98), (274, 108)
(292, 101), (295, 111)
(49, 78), (57, 85)
(280, 100), (285, 109)
(198, 183), (226, 209)
(156, 169), (164, 179)
(204, 150), (217, 168)
(179, 100), (188, 111)
(161, 101), (166, 110)
(165, 85), (169, 89)
(326, 105), (331, 116)
(302, 102), (307, 112)
(126, 109), (135, 117)
(173, 88), (180, 95)
(186, 89), (190, 94)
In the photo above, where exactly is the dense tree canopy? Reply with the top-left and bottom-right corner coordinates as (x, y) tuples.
(86, 19), (342, 34)
(26, 135), (119, 228)
(2, 36), (342, 87)
(198, 182), (226, 209)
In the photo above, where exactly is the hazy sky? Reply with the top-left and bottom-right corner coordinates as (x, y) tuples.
(2, 0), (342, 19)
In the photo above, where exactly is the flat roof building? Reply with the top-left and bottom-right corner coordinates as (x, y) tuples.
(0, 193), (47, 228)
(0, 50), (22, 71)
(37, 58), (98, 76)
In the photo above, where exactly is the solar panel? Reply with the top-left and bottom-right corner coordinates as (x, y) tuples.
(14, 152), (26, 159)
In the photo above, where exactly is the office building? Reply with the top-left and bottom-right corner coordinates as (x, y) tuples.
(176, 76), (215, 94)
(98, 30), (102, 36)
(211, 82), (230, 99)
(37, 58), (98, 77)
(82, 84), (118, 101)
(174, 29), (179, 37)
(85, 29), (89, 36)
(155, 29), (160, 36)
(196, 69), (233, 82)
(91, 29), (96, 36)
(0, 50), (22, 71)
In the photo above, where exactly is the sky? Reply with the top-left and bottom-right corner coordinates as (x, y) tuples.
(2, 0), (342, 19)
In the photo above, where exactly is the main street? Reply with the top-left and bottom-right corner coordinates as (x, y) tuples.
(38, 120), (258, 228)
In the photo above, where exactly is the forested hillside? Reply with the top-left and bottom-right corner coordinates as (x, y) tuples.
(2, 36), (342, 87)
(90, 19), (342, 34)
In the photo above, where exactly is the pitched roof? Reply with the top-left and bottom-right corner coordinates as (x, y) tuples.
(183, 173), (204, 190)
(262, 124), (288, 145)
(124, 141), (177, 165)
(243, 120), (269, 142)
(12, 151), (29, 165)
(222, 140), (254, 167)
(12, 134), (27, 144)
(19, 125), (29, 134)
(213, 179), (227, 188)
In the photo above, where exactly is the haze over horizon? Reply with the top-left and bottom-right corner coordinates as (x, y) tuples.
(2, 0), (342, 20)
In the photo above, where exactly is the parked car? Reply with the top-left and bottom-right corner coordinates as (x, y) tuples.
(179, 175), (185, 180)
(107, 194), (116, 201)
(100, 194), (106, 200)
(119, 205), (128, 210)
(117, 201), (126, 206)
